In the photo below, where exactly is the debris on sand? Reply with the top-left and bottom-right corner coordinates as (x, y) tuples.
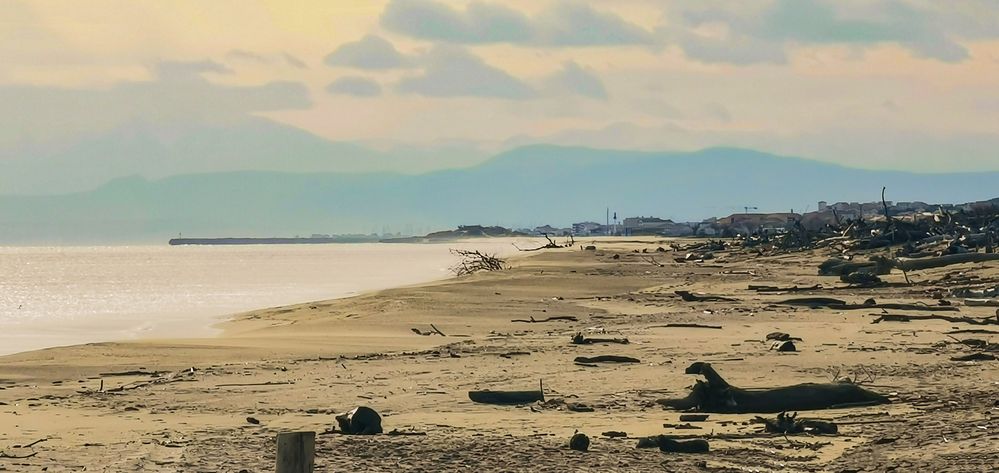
(657, 362), (889, 413)
(569, 431), (590, 452)
(754, 411), (838, 435)
(334, 406), (383, 435)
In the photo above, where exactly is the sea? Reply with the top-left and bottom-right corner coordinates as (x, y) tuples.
(0, 241), (523, 356)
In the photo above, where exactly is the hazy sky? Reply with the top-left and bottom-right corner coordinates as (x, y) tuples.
(3, 0), (999, 174)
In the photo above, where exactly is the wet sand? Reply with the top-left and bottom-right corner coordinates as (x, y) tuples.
(1, 238), (997, 471)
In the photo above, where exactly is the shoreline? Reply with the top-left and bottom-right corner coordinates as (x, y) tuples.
(1, 237), (996, 471)
(0, 239), (535, 357)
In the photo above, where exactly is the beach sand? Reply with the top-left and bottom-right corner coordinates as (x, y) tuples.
(1, 238), (997, 471)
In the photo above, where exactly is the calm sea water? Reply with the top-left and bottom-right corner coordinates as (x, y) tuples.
(0, 242), (522, 355)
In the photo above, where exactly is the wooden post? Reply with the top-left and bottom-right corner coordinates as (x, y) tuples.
(276, 431), (315, 473)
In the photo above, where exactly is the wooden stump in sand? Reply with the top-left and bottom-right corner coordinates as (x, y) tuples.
(276, 431), (315, 473)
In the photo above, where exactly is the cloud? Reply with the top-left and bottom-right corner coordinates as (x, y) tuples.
(547, 61), (607, 99)
(662, 0), (999, 64)
(324, 35), (414, 69)
(380, 0), (533, 44)
(225, 49), (270, 64)
(282, 52), (308, 69)
(535, 2), (655, 46)
(396, 46), (534, 99)
(380, 0), (653, 46)
(326, 76), (382, 97)
(0, 60), (311, 152)
(154, 60), (232, 80)
(224, 50), (308, 69)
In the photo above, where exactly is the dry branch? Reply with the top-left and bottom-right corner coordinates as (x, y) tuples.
(871, 313), (999, 325)
(449, 249), (505, 276)
(511, 315), (578, 323)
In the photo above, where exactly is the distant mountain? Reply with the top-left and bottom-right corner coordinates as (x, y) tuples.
(1, 145), (996, 244)
(0, 117), (488, 194)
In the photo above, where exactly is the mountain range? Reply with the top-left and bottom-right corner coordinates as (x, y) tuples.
(1, 144), (996, 244)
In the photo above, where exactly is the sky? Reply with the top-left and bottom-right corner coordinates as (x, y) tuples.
(3, 0), (999, 187)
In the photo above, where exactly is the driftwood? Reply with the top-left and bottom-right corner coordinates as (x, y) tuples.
(675, 290), (738, 302)
(636, 435), (710, 453)
(656, 362), (889, 413)
(469, 381), (545, 405)
(571, 333), (629, 345)
(574, 355), (640, 364)
(951, 353), (997, 361)
(87, 367), (197, 394)
(750, 284), (822, 293)
(0, 451), (38, 459)
(650, 323), (722, 330)
(276, 431), (315, 473)
(774, 298), (959, 312)
(755, 412), (838, 435)
(894, 253), (999, 272)
(514, 233), (574, 252)
(411, 324), (446, 336)
(765, 332), (801, 342)
(511, 315), (578, 323)
(818, 257), (892, 276)
(774, 297), (846, 307)
(449, 249), (505, 276)
(871, 313), (999, 325)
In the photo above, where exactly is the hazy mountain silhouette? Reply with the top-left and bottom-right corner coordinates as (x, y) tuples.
(1, 145), (995, 243)
(0, 117), (487, 194)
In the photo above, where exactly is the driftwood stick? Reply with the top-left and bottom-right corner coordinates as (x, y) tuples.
(750, 284), (822, 293)
(649, 323), (723, 330)
(17, 438), (47, 449)
(430, 324), (446, 336)
(574, 355), (640, 364)
(511, 316), (579, 323)
(871, 313), (999, 325)
(675, 290), (738, 302)
(217, 381), (294, 387)
(0, 451), (38, 459)
(571, 333), (629, 344)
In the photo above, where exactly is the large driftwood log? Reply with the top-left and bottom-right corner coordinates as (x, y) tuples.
(656, 362), (889, 414)
(774, 298), (959, 312)
(275, 431), (315, 473)
(872, 313), (999, 326)
(469, 381), (545, 405)
(893, 253), (999, 272)
(675, 290), (738, 302)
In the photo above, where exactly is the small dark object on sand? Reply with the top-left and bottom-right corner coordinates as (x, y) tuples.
(335, 406), (383, 435)
(771, 340), (797, 352)
(636, 435), (709, 453)
(569, 431), (590, 451)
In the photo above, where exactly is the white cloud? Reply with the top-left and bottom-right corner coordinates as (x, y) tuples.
(396, 46), (534, 99)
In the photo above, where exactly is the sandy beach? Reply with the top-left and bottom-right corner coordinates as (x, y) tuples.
(1, 237), (997, 472)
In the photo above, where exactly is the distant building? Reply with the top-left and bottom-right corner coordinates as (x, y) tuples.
(621, 216), (694, 236)
(571, 221), (605, 236)
(715, 212), (799, 235)
(534, 225), (570, 236)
